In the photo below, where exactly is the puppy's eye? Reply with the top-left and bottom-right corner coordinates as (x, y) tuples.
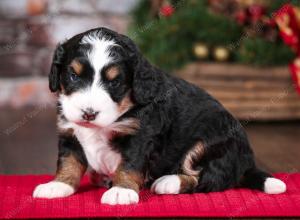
(70, 71), (79, 82)
(109, 79), (120, 88)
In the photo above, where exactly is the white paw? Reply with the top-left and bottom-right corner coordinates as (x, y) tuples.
(33, 181), (75, 199)
(151, 175), (180, 194)
(264, 177), (286, 194)
(101, 186), (139, 205)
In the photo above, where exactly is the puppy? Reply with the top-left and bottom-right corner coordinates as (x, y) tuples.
(33, 27), (286, 205)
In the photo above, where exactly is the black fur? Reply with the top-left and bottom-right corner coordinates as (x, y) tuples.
(57, 134), (88, 174)
(49, 44), (64, 92)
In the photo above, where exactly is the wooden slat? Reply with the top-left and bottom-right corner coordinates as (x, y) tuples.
(177, 62), (291, 79)
(184, 78), (291, 91)
(224, 101), (300, 109)
(209, 90), (299, 100)
(229, 109), (300, 121)
(176, 62), (300, 120)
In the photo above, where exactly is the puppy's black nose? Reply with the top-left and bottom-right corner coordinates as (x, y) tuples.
(82, 108), (99, 121)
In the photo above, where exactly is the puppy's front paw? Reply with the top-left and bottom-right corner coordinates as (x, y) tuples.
(151, 175), (180, 194)
(101, 186), (139, 205)
(33, 181), (75, 199)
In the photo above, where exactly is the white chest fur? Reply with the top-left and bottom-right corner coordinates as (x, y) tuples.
(73, 125), (121, 176)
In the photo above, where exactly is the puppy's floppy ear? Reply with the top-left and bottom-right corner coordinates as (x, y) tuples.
(49, 44), (65, 92)
(118, 34), (161, 105)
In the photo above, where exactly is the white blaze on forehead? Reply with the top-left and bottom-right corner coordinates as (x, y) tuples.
(80, 33), (117, 86)
(59, 33), (124, 128)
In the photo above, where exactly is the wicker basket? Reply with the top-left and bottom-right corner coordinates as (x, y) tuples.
(176, 62), (300, 121)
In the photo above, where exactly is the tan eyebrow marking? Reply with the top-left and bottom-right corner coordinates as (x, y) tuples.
(70, 60), (83, 75)
(105, 65), (120, 80)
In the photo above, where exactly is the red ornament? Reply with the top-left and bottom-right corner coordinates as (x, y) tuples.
(248, 4), (265, 23)
(265, 17), (276, 28)
(275, 4), (300, 95)
(160, 4), (174, 17)
(289, 60), (300, 94)
(280, 31), (299, 52)
(234, 4), (267, 26)
(275, 4), (300, 54)
(235, 9), (247, 25)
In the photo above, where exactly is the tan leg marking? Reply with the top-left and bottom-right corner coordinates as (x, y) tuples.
(55, 153), (87, 189)
(112, 165), (144, 193)
(179, 174), (198, 193)
(182, 141), (205, 176)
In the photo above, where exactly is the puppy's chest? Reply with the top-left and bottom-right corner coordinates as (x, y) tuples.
(74, 127), (121, 176)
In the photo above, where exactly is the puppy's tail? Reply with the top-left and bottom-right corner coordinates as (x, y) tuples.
(240, 167), (286, 194)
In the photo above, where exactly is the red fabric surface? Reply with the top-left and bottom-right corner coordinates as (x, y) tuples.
(0, 173), (299, 219)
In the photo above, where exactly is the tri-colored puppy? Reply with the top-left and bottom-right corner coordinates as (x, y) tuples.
(33, 27), (286, 205)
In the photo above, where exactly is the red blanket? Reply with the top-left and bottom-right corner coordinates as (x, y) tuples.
(0, 173), (299, 218)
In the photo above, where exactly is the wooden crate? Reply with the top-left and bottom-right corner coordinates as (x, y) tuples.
(176, 62), (300, 121)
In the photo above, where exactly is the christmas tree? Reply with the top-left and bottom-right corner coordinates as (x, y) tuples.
(129, 0), (299, 71)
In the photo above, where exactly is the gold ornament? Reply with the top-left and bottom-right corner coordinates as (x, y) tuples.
(194, 43), (209, 59)
(213, 46), (230, 62)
